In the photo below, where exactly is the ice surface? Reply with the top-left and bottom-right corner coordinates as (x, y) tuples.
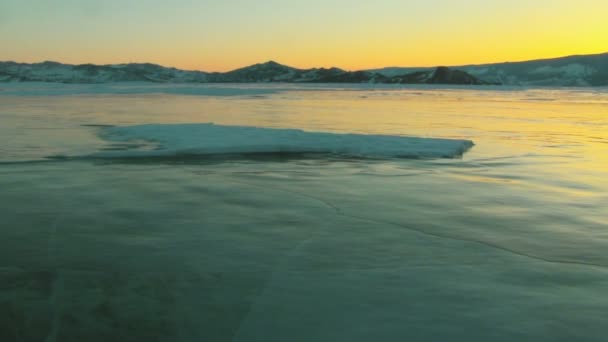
(0, 82), (289, 97)
(2, 87), (608, 341)
(97, 123), (474, 159)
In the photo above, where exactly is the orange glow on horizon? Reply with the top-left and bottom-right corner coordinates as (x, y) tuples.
(2, 0), (607, 72)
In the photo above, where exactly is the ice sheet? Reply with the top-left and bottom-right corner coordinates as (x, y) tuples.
(97, 123), (474, 159)
(0, 82), (287, 97)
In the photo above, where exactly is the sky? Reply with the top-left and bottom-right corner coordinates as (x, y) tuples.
(1, 0), (607, 71)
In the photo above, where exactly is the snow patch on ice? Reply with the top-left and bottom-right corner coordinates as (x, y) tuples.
(95, 123), (474, 159)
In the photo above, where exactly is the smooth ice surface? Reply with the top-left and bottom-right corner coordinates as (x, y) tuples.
(97, 123), (474, 159)
(1, 84), (608, 341)
(0, 82), (293, 97)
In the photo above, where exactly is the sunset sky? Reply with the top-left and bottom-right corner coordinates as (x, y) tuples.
(1, 0), (607, 71)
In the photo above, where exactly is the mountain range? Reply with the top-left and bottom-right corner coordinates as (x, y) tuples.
(372, 53), (608, 87)
(1, 53), (607, 86)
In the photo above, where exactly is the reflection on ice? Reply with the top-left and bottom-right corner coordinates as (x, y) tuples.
(1, 160), (607, 341)
(1, 85), (608, 341)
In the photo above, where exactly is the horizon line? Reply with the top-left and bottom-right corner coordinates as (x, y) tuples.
(3, 51), (608, 73)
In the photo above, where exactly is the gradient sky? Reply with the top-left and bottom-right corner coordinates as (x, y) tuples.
(1, 0), (607, 71)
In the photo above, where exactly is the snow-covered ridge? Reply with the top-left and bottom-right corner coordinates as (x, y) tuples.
(0, 61), (209, 83)
(0, 60), (487, 85)
(96, 124), (474, 159)
(5, 52), (606, 86)
(372, 53), (608, 87)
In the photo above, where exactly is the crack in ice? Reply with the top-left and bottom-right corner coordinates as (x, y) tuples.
(217, 174), (608, 271)
(45, 213), (65, 342)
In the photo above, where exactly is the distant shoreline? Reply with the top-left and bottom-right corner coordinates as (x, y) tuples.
(2, 52), (607, 86)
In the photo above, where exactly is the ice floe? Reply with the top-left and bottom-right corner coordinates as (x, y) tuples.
(96, 123), (474, 159)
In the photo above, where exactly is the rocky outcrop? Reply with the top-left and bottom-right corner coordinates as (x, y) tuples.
(428, 66), (486, 84)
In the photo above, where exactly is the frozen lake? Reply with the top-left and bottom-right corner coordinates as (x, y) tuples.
(1, 83), (607, 341)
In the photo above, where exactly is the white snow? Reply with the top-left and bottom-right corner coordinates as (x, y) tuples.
(530, 63), (593, 78)
(96, 123), (474, 159)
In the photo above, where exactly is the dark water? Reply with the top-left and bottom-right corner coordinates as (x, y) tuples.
(1, 84), (607, 341)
